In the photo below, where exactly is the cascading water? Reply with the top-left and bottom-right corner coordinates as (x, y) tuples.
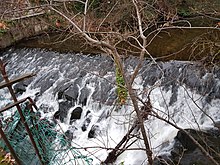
(0, 47), (220, 165)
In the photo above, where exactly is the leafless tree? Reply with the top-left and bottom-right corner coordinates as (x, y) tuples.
(36, 0), (220, 164)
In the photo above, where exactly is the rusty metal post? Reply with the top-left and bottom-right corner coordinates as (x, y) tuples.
(0, 60), (44, 165)
(0, 122), (22, 165)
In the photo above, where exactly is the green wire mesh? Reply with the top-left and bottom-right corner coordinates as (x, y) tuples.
(0, 101), (93, 165)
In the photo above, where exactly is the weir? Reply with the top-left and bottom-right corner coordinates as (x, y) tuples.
(0, 47), (220, 164)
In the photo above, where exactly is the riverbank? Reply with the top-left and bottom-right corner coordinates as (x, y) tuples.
(0, 15), (49, 49)
(0, 0), (219, 63)
(15, 26), (220, 63)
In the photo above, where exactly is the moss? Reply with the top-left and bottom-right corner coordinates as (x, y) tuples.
(115, 66), (127, 105)
(0, 29), (7, 36)
(178, 8), (191, 17)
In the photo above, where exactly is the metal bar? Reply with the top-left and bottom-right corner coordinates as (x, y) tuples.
(0, 73), (36, 89)
(0, 97), (38, 114)
(0, 98), (27, 113)
(0, 123), (22, 165)
(0, 59), (44, 165)
(13, 103), (44, 165)
(26, 97), (38, 111)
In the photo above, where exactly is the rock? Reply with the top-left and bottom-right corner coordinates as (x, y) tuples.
(70, 107), (83, 124)
(57, 82), (79, 105)
(55, 84), (91, 124)
(81, 118), (91, 132)
(53, 110), (60, 120)
(54, 101), (72, 122)
(92, 81), (116, 105)
(169, 84), (179, 106)
(214, 121), (220, 132)
(14, 79), (32, 95)
(169, 129), (220, 165)
(177, 148), (213, 165)
(63, 84), (79, 102)
(64, 130), (74, 141)
(79, 86), (90, 106)
(14, 82), (26, 94)
(88, 125), (99, 138)
(154, 155), (173, 165)
(175, 129), (197, 151)
(170, 140), (184, 157)
(142, 63), (163, 87)
(39, 104), (54, 113)
(85, 110), (91, 116)
(81, 110), (92, 131)
(34, 71), (59, 94)
(105, 90), (117, 105)
(57, 83), (71, 100)
(180, 64), (215, 99)
(78, 70), (87, 77)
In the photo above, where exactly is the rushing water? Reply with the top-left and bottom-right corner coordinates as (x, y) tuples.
(0, 47), (220, 165)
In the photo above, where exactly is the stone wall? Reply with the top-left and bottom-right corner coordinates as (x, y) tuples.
(0, 14), (49, 49)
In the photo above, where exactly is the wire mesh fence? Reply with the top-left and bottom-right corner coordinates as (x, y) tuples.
(0, 101), (93, 165)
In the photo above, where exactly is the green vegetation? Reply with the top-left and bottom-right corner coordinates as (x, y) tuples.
(118, 161), (124, 165)
(115, 66), (127, 105)
(73, 0), (100, 14)
(178, 8), (191, 17)
(5, 20), (16, 26)
(0, 29), (7, 36)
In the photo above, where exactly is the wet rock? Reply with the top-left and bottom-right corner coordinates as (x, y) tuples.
(79, 86), (90, 106)
(54, 101), (72, 122)
(181, 64), (205, 92)
(63, 84), (79, 102)
(98, 57), (114, 73)
(57, 83), (79, 103)
(57, 83), (71, 100)
(64, 130), (74, 141)
(78, 70), (87, 78)
(81, 110), (92, 132)
(170, 129), (220, 165)
(175, 129), (198, 151)
(14, 79), (32, 95)
(39, 104), (54, 113)
(105, 90), (117, 105)
(88, 125), (99, 138)
(34, 71), (59, 94)
(92, 81), (116, 105)
(142, 62), (220, 105)
(142, 63), (163, 87)
(54, 111), (61, 120)
(85, 110), (91, 116)
(81, 118), (91, 132)
(70, 107), (83, 124)
(14, 82), (26, 94)
(205, 81), (220, 101)
(153, 155), (173, 165)
(214, 121), (220, 132)
(162, 62), (181, 89)
(97, 109), (110, 122)
(169, 84), (179, 106)
(170, 140), (184, 157)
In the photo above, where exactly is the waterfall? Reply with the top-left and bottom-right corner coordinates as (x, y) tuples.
(0, 47), (220, 165)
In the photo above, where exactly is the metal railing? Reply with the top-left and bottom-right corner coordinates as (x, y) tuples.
(0, 59), (44, 165)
